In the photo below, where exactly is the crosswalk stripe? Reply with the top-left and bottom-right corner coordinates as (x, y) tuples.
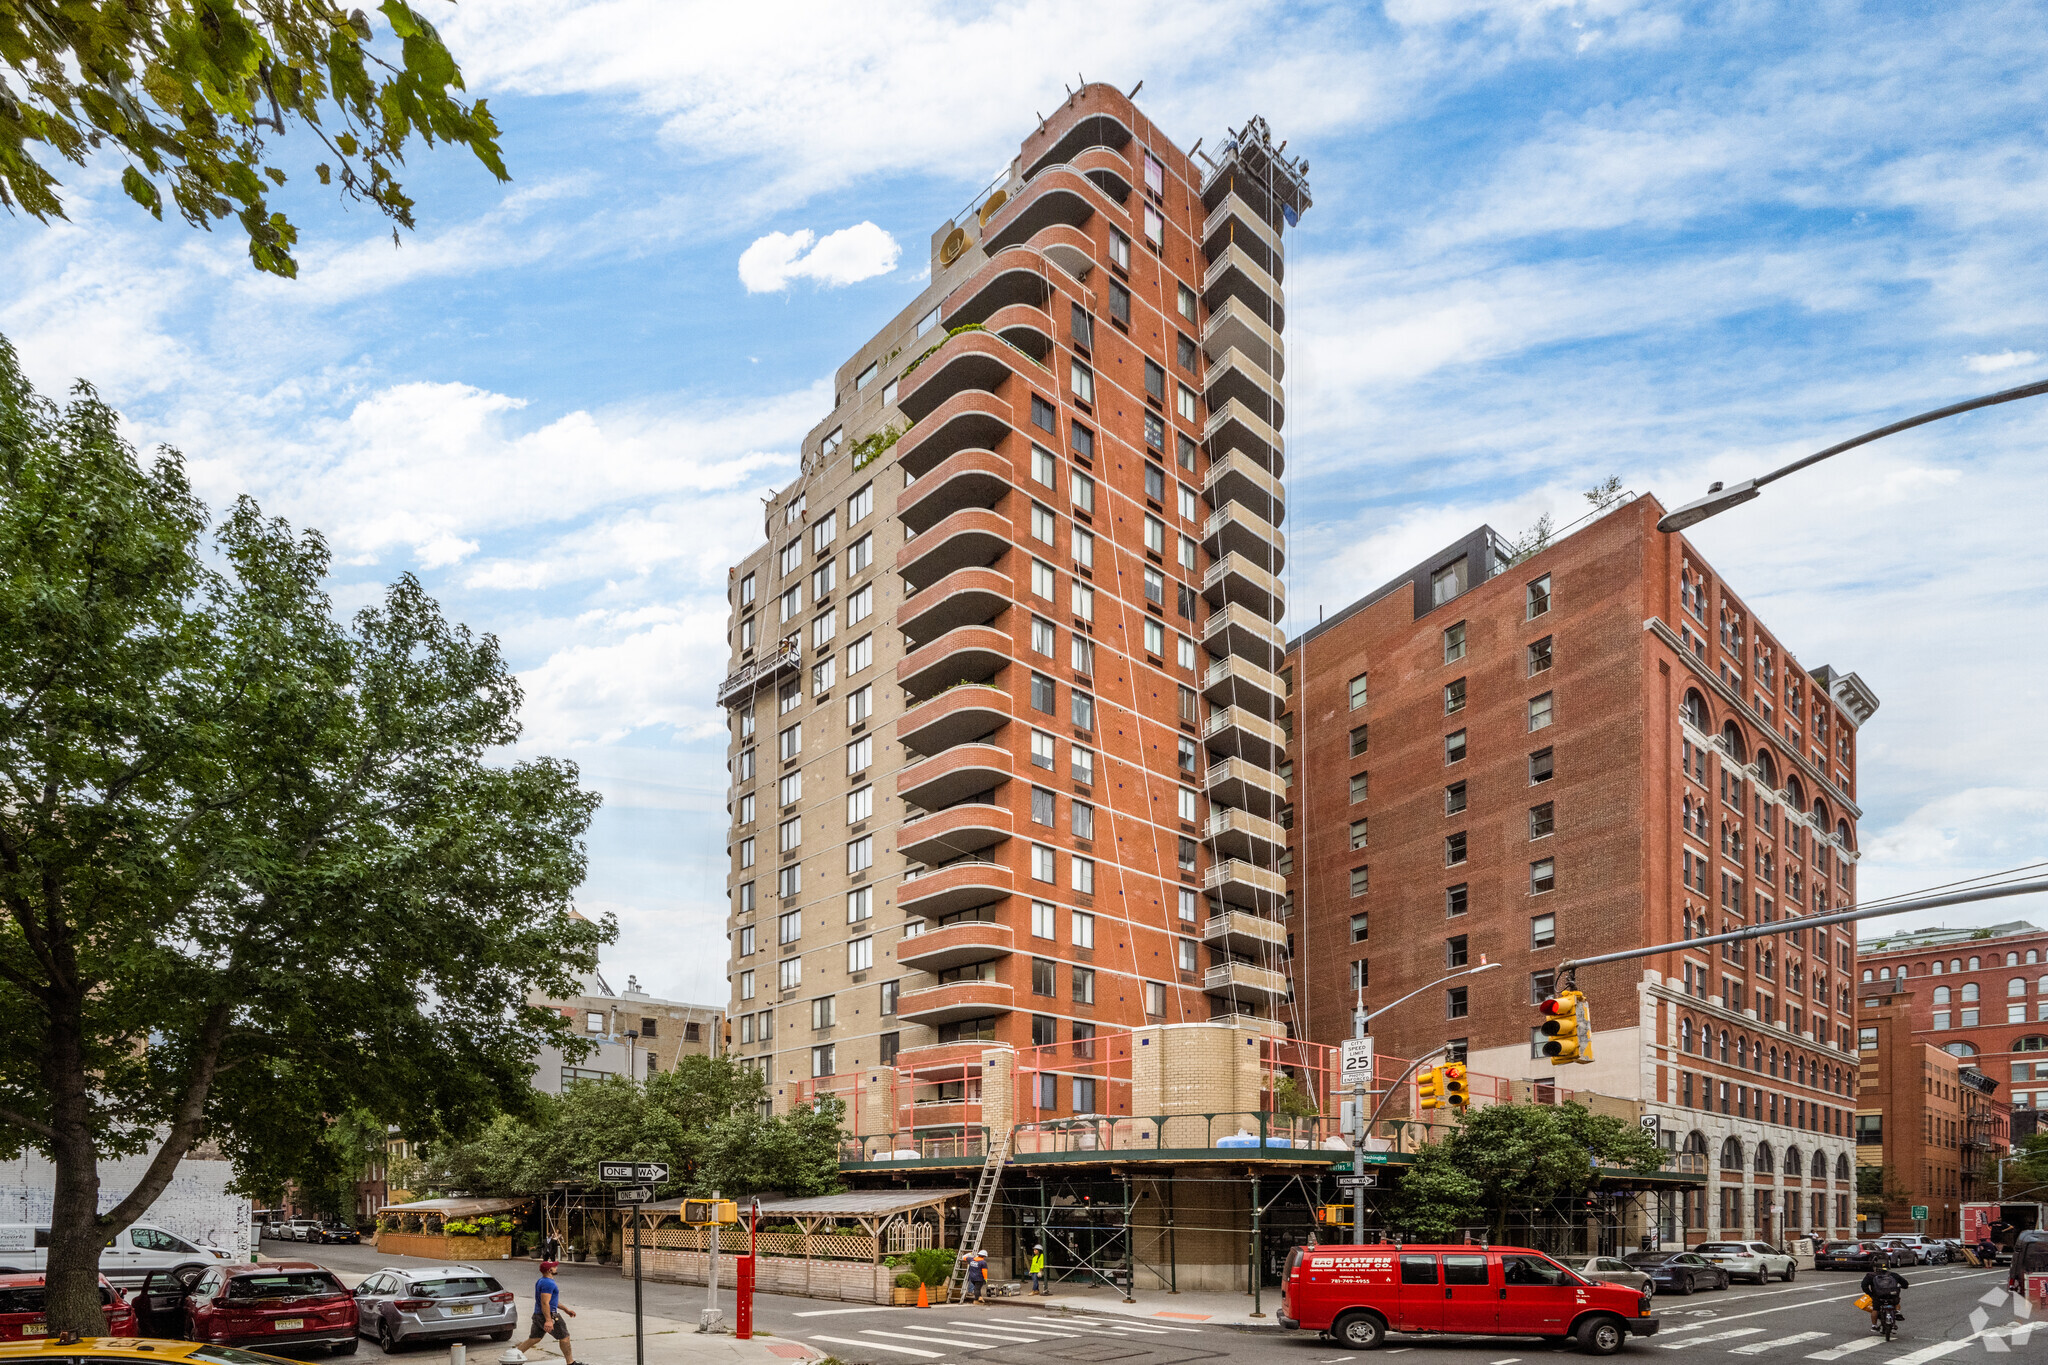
(1804, 1340), (1883, 1360)
(1070, 1322), (1171, 1334)
(1731, 1332), (1829, 1354)
(935, 1324), (1055, 1342)
(1662, 1327), (1767, 1349)
(861, 1328), (1007, 1349)
(958, 1321), (1088, 1338)
(985, 1316), (1134, 1336)
(1879, 1340), (1975, 1365)
(810, 1333), (942, 1358)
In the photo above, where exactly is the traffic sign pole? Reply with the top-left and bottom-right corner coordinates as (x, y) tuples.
(632, 1202), (644, 1365)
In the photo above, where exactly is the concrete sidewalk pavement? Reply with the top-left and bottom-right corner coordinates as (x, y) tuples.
(505, 1303), (821, 1365)
(962, 1284), (1284, 1329)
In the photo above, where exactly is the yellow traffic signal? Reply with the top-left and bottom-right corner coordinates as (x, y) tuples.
(682, 1198), (739, 1226)
(1318, 1203), (1349, 1227)
(1416, 1065), (1444, 1109)
(1540, 990), (1594, 1066)
(1440, 1063), (1470, 1107)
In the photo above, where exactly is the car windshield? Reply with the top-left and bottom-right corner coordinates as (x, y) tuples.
(1697, 1243), (1746, 1254)
(1622, 1253), (1668, 1266)
(226, 1272), (344, 1301)
(411, 1276), (501, 1299)
(0, 1285), (121, 1311)
(1560, 1256), (1591, 1268)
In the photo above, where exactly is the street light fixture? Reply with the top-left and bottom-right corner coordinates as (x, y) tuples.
(1657, 376), (2048, 533)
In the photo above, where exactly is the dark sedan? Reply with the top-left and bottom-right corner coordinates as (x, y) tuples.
(1815, 1240), (1912, 1271)
(306, 1223), (361, 1245)
(1622, 1250), (1730, 1294)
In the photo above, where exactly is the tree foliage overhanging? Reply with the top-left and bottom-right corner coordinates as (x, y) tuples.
(0, 334), (606, 1331)
(0, 0), (509, 275)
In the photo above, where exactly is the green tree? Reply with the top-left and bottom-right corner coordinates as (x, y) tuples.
(0, 337), (606, 1333)
(1385, 1142), (1484, 1242)
(1436, 1102), (1664, 1243)
(1, 0), (509, 276)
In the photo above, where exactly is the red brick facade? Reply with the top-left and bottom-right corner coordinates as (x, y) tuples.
(1855, 922), (2048, 1118)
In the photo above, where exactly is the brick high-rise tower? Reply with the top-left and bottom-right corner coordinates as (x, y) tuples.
(717, 87), (1308, 1132)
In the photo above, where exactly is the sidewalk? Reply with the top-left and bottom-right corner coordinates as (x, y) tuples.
(978, 1283), (1286, 1330)
(513, 1303), (820, 1365)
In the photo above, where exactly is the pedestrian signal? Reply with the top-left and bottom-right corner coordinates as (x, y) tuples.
(1440, 1063), (1470, 1107)
(1318, 1203), (1349, 1227)
(682, 1198), (739, 1226)
(1416, 1065), (1444, 1109)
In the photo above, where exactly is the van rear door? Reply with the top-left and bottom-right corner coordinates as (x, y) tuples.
(1395, 1256), (1442, 1332)
(1441, 1253), (1496, 1333)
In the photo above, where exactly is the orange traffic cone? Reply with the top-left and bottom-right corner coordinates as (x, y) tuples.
(916, 1282), (929, 1309)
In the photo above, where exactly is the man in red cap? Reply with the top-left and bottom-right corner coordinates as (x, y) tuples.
(514, 1261), (577, 1364)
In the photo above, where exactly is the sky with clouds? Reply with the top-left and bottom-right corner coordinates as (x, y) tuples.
(5, 0), (2046, 1005)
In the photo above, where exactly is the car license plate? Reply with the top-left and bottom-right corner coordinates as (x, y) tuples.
(275, 1318), (305, 1331)
(23, 1324), (45, 1337)
(451, 1305), (477, 1316)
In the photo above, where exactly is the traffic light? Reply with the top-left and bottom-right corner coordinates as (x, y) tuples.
(1540, 989), (1595, 1065)
(682, 1198), (739, 1226)
(1440, 1063), (1470, 1108)
(1318, 1203), (1350, 1227)
(1416, 1065), (1444, 1109)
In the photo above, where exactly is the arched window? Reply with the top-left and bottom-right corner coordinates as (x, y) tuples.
(1795, 1055), (1806, 1085)
(2031, 950), (2040, 966)
(1962, 983), (1980, 1003)
(1931, 961), (1943, 975)
(1719, 1030), (1730, 1062)
(1682, 690), (1710, 730)
(1811, 1149), (1828, 1180)
(1944, 1042), (1979, 1058)
(1934, 986), (1951, 1004)
(1721, 1137), (1745, 1170)
(1754, 1141), (1774, 1174)
(1722, 722), (1748, 764)
(2039, 976), (2048, 994)
(1836, 1153), (1851, 1181)
(1685, 1130), (1709, 1157)
(2014, 1035), (2048, 1054)
(1812, 798), (1830, 828)
(1682, 1018), (1695, 1053)
(1784, 1145), (1801, 1175)
(2008, 953), (2022, 967)
(1861, 969), (1873, 983)
(1768, 1046), (1779, 1078)
(1970, 956), (1981, 970)
(1879, 967), (1891, 980)
(1951, 958), (1963, 972)
(1736, 1037), (1749, 1069)
(1837, 819), (1853, 849)
(2011, 978), (2029, 998)
(1757, 749), (1778, 788)
(1786, 775), (1805, 810)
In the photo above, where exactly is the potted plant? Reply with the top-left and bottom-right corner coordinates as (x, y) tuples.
(892, 1271), (921, 1306)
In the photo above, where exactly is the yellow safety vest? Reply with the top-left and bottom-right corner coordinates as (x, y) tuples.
(1029, 1251), (1046, 1274)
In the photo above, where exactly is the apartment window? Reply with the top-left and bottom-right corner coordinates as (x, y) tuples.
(1445, 782), (1467, 815)
(1431, 557), (1469, 606)
(1073, 527), (1095, 569)
(1447, 935), (1469, 968)
(1074, 580), (1097, 622)
(1073, 800), (1096, 839)
(1531, 858), (1557, 894)
(737, 836), (755, 869)
(1146, 981), (1168, 1016)
(778, 909), (802, 945)
(779, 585), (802, 622)
(810, 1044), (835, 1077)
(735, 881), (755, 914)
(917, 305), (940, 337)
(1143, 618), (1166, 659)
(1073, 635), (1095, 675)
(1349, 817), (1369, 850)
(1072, 745), (1095, 784)
(1178, 282), (1198, 320)
(1071, 855), (1095, 895)
(1071, 422), (1094, 460)
(739, 572), (756, 606)
(1174, 937), (1197, 972)
(1528, 636), (1553, 675)
(1177, 583), (1195, 618)
(1529, 747), (1554, 784)
(1178, 634), (1197, 670)
(1030, 393), (1056, 434)
(1177, 383), (1198, 422)
(1109, 280), (1132, 327)
(1349, 772), (1370, 803)
(1447, 986), (1470, 1019)
(1349, 959), (1369, 990)
(778, 816), (801, 852)
(1072, 965), (1096, 1004)
(739, 617), (757, 651)
(1179, 888), (1198, 923)
(1528, 692), (1555, 731)
(1349, 673), (1369, 709)
(1070, 468), (1097, 515)
(1343, 724), (1369, 760)
(1532, 913), (1556, 949)
(1032, 445), (1056, 486)
(778, 680), (801, 716)
(779, 540), (802, 576)
(1026, 901), (1055, 941)
(1143, 202), (1165, 247)
(1142, 357), (1165, 403)
(1032, 844), (1055, 882)
(1177, 736), (1197, 774)
(1445, 832), (1468, 866)
(846, 735), (872, 774)
(1526, 574), (1552, 618)
(1447, 884), (1469, 916)
(847, 887), (872, 923)
(846, 632), (873, 674)
(1350, 866), (1370, 897)
(1177, 431), (1198, 470)
(1144, 513), (1166, 555)
(1031, 785), (1055, 827)
(1177, 786), (1198, 822)
(739, 970), (755, 1001)
(846, 683), (872, 726)
(1445, 729), (1467, 764)
(847, 936), (873, 972)
(1031, 559), (1055, 599)
(778, 724), (801, 761)
(848, 481), (874, 524)
(1030, 729), (1055, 770)
(810, 656), (835, 695)
(779, 956), (801, 990)
(1444, 677), (1466, 715)
(1071, 690), (1095, 730)
(1110, 230), (1131, 270)
(878, 1030), (900, 1063)
(1070, 360), (1095, 404)
(846, 785), (873, 824)
(1032, 957), (1057, 996)
(846, 836), (873, 875)
(848, 582), (873, 624)
(738, 925), (756, 956)
(1030, 671), (1056, 714)
(1071, 910), (1095, 949)
(847, 533), (872, 575)
(776, 768), (801, 804)
(1177, 331), (1197, 370)
(1529, 802), (1555, 839)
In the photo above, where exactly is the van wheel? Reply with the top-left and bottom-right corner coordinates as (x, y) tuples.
(1576, 1316), (1624, 1356)
(1333, 1312), (1387, 1349)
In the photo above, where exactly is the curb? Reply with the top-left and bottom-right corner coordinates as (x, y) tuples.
(989, 1293), (1287, 1333)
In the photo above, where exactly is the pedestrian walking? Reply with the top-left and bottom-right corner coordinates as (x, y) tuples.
(514, 1260), (578, 1364)
(965, 1250), (988, 1304)
(1027, 1244), (1047, 1296)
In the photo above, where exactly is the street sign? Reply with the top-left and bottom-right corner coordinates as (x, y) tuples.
(1640, 1114), (1661, 1133)
(616, 1187), (655, 1203)
(601, 1161), (671, 1184)
(1911, 1205), (1928, 1221)
(1336, 1173), (1379, 1189)
(1340, 1037), (1375, 1079)
(1360, 1152), (1389, 1165)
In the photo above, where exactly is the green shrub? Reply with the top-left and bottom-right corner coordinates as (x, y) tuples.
(906, 1247), (955, 1287)
(894, 1272), (921, 1290)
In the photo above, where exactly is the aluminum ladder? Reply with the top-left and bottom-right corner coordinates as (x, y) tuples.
(944, 1124), (1012, 1301)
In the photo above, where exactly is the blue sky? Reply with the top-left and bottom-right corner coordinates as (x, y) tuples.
(6, 0), (2047, 1005)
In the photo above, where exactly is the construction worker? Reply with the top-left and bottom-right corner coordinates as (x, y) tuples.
(965, 1249), (988, 1304)
(1027, 1244), (1047, 1295)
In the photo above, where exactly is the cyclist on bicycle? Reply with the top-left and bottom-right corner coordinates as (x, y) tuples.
(1861, 1262), (1909, 1333)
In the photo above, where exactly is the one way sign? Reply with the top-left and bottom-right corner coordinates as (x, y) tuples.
(599, 1161), (670, 1184)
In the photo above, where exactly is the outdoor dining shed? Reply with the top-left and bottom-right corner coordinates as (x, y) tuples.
(624, 1189), (968, 1303)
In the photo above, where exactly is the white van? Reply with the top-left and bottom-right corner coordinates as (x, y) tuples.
(0, 1222), (235, 1284)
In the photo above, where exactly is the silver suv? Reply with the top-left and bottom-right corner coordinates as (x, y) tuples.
(1877, 1236), (1947, 1265)
(353, 1265), (517, 1351)
(1696, 1240), (1797, 1283)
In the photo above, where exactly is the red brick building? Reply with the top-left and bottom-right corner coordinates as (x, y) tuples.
(1855, 920), (2046, 1120)
(1284, 496), (1878, 1243)
(718, 88), (1308, 1124)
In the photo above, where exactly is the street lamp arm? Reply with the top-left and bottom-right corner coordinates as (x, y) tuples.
(1362, 960), (1501, 1027)
(1658, 376), (2048, 532)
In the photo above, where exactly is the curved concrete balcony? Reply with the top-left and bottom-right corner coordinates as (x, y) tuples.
(1205, 756), (1286, 818)
(1203, 296), (1285, 381)
(897, 623), (1012, 702)
(1024, 102), (1135, 180)
(897, 977), (1015, 1026)
(1203, 552), (1285, 621)
(1202, 193), (1283, 283)
(1202, 243), (1285, 332)
(1205, 447), (1285, 524)
(895, 390), (1015, 480)
(1202, 656), (1287, 712)
(898, 449), (1013, 535)
(1205, 807), (1287, 864)
(896, 803), (1013, 867)
(941, 253), (1055, 332)
(1202, 501), (1286, 572)
(894, 1039), (1006, 1083)
(897, 918), (1016, 974)
(983, 302), (1055, 364)
(1026, 222), (1097, 283)
(1203, 857), (1287, 911)
(1203, 704), (1287, 768)
(898, 566), (1011, 645)
(983, 167), (1124, 254)
(1071, 145), (1133, 203)
(897, 507), (1012, 593)
(1201, 600), (1286, 672)
(1203, 908), (1288, 955)
(1203, 960), (1292, 1004)
(899, 332), (1019, 426)
(897, 741), (1013, 811)
(1204, 348), (1284, 429)
(1205, 398), (1283, 477)
(898, 860), (1012, 920)
(897, 683), (1011, 755)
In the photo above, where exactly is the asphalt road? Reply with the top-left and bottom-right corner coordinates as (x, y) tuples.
(279, 1244), (2035, 1365)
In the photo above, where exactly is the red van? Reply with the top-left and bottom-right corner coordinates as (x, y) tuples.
(1280, 1244), (1659, 1354)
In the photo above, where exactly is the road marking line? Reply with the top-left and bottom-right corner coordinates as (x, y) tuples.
(809, 1334), (942, 1358)
(1661, 1327), (1767, 1348)
(984, 1316), (1132, 1336)
(962, 1322), (1088, 1337)
(1490, 1357), (1523, 1363)
(795, 1307), (901, 1317)
(1731, 1332), (1828, 1354)
(861, 1329), (1007, 1350)
(1067, 1320), (1175, 1333)
(1879, 1340), (1975, 1365)
(936, 1324), (1054, 1342)
(1804, 1340), (1883, 1360)
(1660, 1275), (2004, 1335)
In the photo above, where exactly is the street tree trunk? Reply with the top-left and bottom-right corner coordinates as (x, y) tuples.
(42, 981), (107, 1338)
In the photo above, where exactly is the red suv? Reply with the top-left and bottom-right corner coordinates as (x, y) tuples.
(1281, 1243), (1659, 1355)
(182, 1262), (358, 1354)
(0, 1273), (139, 1340)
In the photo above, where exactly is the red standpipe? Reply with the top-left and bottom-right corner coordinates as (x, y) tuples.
(735, 1201), (758, 1339)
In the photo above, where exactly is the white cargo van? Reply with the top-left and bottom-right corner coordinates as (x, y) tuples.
(0, 1222), (234, 1284)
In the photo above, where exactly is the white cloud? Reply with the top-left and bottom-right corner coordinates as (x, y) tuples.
(1965, 350), (2041, 374)
(738, 222), (901, 293)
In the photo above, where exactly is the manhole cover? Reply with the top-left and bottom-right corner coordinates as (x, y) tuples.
(1062, 1344), (1143, 1362)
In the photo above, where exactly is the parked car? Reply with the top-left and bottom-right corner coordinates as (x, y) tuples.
(1560, 1256), (1654, 1296)
(0, 1273), (138, 1340)
(0, 1222), (234, 1286)
(1694, 1241), (1797, 1283)
(145, 1261), (358, 1355)
(1280, 1243), (1658, 1354)
(352, 1266), (518, 1352)
(278, 1221), (323, 1243)
(1621, 1250), (1730, 1295)
(305, 1224), (361, 1246)
(1876, 1235), (1945, 1264)
(1815, 1241), (1911, 1271)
